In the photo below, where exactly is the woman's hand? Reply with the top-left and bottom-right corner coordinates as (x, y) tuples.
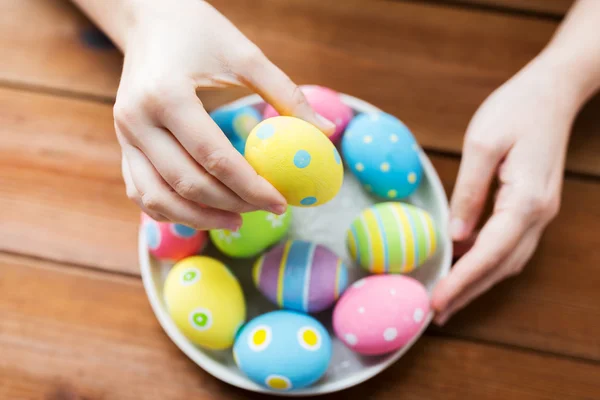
(431, 54), (584, 325)
(106, 0), (334, 230)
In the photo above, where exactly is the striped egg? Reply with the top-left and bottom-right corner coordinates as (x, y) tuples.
(253, 240), (349, 314)
(346, 202), (438, 274)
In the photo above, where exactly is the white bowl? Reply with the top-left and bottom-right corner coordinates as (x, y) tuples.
(139, 94), (452, 396)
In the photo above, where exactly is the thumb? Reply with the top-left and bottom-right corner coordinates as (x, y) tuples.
(450, 138), (504, 241)
(240, 51), (336, 137)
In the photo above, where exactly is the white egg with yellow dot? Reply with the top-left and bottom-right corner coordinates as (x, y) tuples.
(245, 116), (344, 207)
(342, 112), (423, 199)
(163, 256), (246, 350)
(233, 310), (332, 391)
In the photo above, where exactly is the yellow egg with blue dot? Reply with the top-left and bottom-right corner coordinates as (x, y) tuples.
(245, 116), (344, 207)
(163, 256), (246, 350)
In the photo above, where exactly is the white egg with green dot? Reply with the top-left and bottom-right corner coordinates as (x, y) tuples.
(342, 112), (423, 199)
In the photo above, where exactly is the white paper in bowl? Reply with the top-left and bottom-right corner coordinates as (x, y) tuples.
(139, 94), (452, 396)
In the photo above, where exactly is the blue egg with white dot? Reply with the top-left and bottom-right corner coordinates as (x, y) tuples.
(210, 105), (262, 155)
(233, 310), (332, 392)
(341, 112), (423, 199)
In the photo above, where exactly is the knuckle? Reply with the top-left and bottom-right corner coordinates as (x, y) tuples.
(289, 84), (308, 109)
(234, 46), (266, 72)
(464, 135), (497, 158)
(113, 99), (141, 132)
(140, 191), (164, 213)
(202, 149), (232, 178)
(456, 183), (484, 208)
(140, 82), (178, 118)
(520, 191), (559, 220)
(172, 176), (202, 201)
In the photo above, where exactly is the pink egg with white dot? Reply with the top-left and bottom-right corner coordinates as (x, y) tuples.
(141, 213), (208, 262)
(332, 275), (430, 356)
(262, 85), (353, 144)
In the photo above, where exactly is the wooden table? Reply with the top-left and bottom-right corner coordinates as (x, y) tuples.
(2, 0), (599, 398)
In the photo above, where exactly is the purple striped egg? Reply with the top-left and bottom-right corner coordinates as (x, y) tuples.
(252, 240), (349, 314)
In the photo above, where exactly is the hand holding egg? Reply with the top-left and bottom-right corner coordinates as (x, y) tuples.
(144, 88), (450, 394)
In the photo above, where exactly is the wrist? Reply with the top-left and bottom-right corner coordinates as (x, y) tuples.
(534, 43), (600, 110)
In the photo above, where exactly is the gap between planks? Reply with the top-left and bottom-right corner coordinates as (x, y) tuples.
(393, 0), (567, 20)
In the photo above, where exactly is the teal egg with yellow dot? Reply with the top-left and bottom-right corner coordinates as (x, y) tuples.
(210, 105), (262, 155)
(342, 112), (423, 199)
(233, 310), (332, 392)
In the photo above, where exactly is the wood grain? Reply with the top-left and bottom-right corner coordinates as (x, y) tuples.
(0, 0), (121, 98)
(2, 0), (600, 176)
(1, 253), (599, 400)
(2, 87), (600, 361)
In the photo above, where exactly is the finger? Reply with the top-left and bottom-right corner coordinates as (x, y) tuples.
(123, 144), (242, 230)
(239, 52), (336, 137)
(434, 228), (540, 325)
(452, 229), (479, 262)
(123, 122), (258, 214)
(121, 153), (169, 222)
(450, 137), (507, 241)
(431, 208), (529, 313)
(158, 88), (287, 214)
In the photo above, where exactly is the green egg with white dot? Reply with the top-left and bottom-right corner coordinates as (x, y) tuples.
(342, 112), (423, 199)
(209, 208), (292, 258)
(163, 256), (246, 350)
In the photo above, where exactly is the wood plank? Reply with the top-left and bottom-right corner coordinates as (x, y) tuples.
(0, 0), (121, 98)
(2, 87), (600, 361)
(447, 0), (574, 15)
(0, 87), (139, 274)
(2, 0), (600, 177)
(1, 253), (599, 400)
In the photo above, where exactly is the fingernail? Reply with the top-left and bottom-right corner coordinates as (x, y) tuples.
(434, 314), (449, 326)
(225, 219), (242, 232)
(450, 218), (466, 241)
(268, 204), (286, 215)
(316, 113), (335, 132)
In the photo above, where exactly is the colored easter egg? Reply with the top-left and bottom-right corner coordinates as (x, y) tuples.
(245, 116), (344, 207)
(333, 275), (430, 355)
(342, 112), (423, 199)
(209, 208), (292, 258)
(263, 85), (353, 143)
(234, 310), (332, 391)
(210, 105), (262, 154)
(163, 256), (246, 350)
(346, 202), (437, 274)
(253, 240), (349, 313)
(141, 213), (208, 261)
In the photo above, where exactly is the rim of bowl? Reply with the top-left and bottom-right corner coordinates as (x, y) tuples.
(138, 93), (452, 397)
